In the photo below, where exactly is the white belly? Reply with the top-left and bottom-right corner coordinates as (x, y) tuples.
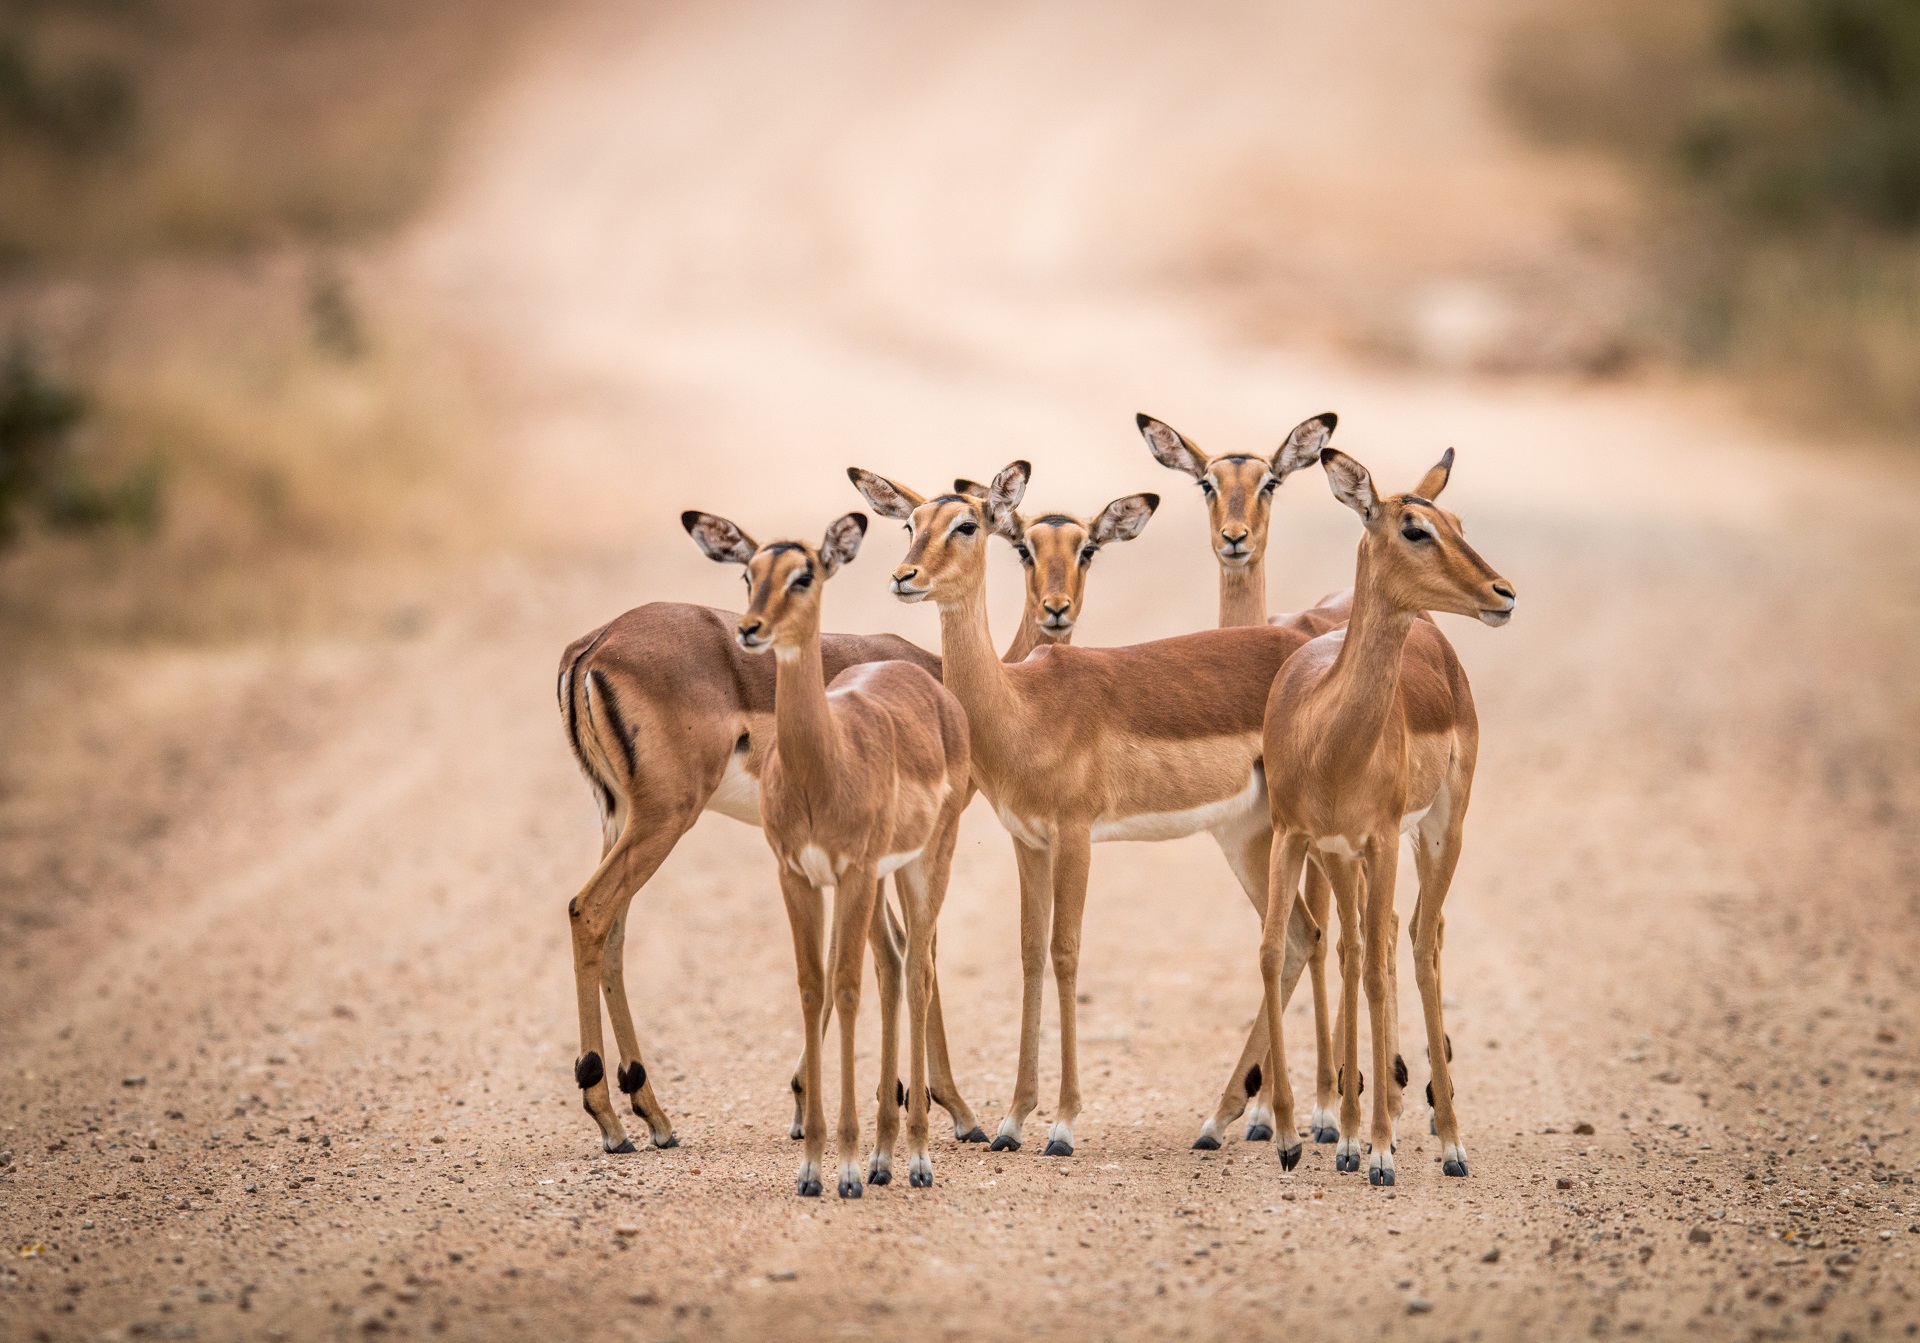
(1314, 834), (1361, 859)
(993, 804), (1050, 850)
(706, 750), (763, 826)
(875, 848), (924, 878)
(1091, 770), (1265, 844)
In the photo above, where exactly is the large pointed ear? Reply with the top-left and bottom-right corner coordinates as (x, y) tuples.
(1136, 413), (1208, 479)
(819, 512), (866, 576)
(1415, 447), (1454, 500)
(985, 460), (1029, 533)
(846, 467), (925, 520)
(681, 511), (758, 564)
(1087, 493), (1159, 546)
(1272, 412), (1337, 480)
(1319, 449), (1380, 524)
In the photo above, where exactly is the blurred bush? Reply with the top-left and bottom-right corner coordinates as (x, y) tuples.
(1504, 0), (1920, 433)
(0, 340), (158, 544)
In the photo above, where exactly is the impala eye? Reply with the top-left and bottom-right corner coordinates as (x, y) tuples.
(1079, 546), (1097, 564)
(790, 571), (813, 590)
(1401, 523), (1431, 544)
(1014, 544), (1033, 565)
(1198, 480), (1216, 498)
(1260, 478), (1278, 496)
(954, 521), (978, 536)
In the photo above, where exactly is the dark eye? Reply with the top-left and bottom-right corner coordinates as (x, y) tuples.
(1198, 480), (1216, 497)
(1014, 544), (1032, 566)
(790, 571), (813, 590)
(955, 521), (978, 536)
(1401, 523), (1430, 544)
(1260, 478), (1278, 496)
(1079, 546), (1097, 564)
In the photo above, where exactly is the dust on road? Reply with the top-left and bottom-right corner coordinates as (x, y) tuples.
(4, 2), (1920, 1340)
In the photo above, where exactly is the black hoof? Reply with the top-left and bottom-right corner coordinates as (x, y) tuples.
(1245, 1123), (1274, 1143)
(959, 1127), (990, 1144)
(838, 1179), (863, 1199)
(1279, 1143), (1302, 1171)
(609, 1139), (637, 1155)
(1443, 1158), (1469, 1178)
(868, 1168), (891, 1186)
(1192, 1133), (1221, 1151)
(789, 1125), (805, 1141)
(798, 1179), (822, 1197)
(910, 1170), (933, 1189)
(1335, 1152), (1360, 1173)
(656, 1134), (679, 1149)
(989, 1135), (1021, 1152)
(1369, 1166), (1395, 1187)
(1043, 1140), (1073, 1157)
(1312, 1126), (1339, 1144)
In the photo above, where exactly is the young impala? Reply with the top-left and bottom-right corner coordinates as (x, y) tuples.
(684, 509), (971, 1197)
(558, 481), (1142, 1154)
(1255, 447), (1513, 1184)
(850, 462), (1324, 1158)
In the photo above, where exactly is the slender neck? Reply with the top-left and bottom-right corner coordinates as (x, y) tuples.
(771, 613), (839, 790)
(1218, 556), (1267, 628)
(999, 587), (1069, 663)
(936, 582), (1023, 756)
(1316, 543), (1414, 754)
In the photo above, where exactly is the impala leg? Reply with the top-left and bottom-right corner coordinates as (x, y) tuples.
(923, 924), (986, 1142)
(1194, 824), (1320, 1150)
(778, 868), (829, 1197)
(600, 901), (679, 1149)
(1414, 797), (1471, 1176)
(994, 838), (1054, 1152)
(790, 915), (846, 1139)
(832, 867), (881, 1198)
(1302, 862), (1340, 1144)
(1362, 830), (1402, 1187)
(1322, 850), (1367, 1175)
(899, 812), (958, 1187)
(568, 821), (685, 1154)
(1257, 832), (1311, 1170)
(865, 893), (905, 1186)
(1042, 827), (1092, 1156)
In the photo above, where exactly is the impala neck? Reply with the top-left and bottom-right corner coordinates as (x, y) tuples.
(772, 619), (840, 790)
(1218, 557), (1267, 628)
(937, 585), (1023, 753)
(1318, 544), (1415, 756)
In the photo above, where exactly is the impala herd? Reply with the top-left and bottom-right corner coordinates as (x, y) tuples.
(557, 413), (1516, 1198)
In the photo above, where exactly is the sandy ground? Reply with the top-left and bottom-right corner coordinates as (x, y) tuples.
(5, 2), (1920, 1340)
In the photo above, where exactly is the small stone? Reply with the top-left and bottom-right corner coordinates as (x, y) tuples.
(767, 1269), (797, 1282)
(629, 1290), (659, 1305)
(1655, 1071), (1682, 1084)
(1879, 1230), (1894, 1241)
(1407, 1298), (1433, 1315)
(614, 1224), (640, 1237)
(123, 1076), (146, 1088)
(1481, 1247), (1501, 1263)
(1556, 1178), (1573, 1190)
(1688, 1227), (1712, 1245)
(1572, 1122), (1595, 1136)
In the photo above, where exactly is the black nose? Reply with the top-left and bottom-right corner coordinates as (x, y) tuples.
(1492, 582), (1515, 602)
(896, 567), (918, 581)
(1221, 529), (1248, 543)
(1043, 600), (1070, 614)
(740, 620), (763, 637)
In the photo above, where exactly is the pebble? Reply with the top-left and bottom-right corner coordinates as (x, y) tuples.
(1688, 1228), (1712, 1245)
(1481, 1247), (1501, 1263)
(1572, 1122), (1595, 1135)
(767, 1269), (797, 1282)
(1407, 1298), (1433, 1315)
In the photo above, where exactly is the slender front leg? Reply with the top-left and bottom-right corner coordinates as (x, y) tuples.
(1044, 826), (1092, 1156)
(1323, 850), (1367, 1175)
(1413, 804), (1471, 1176)
(923, 924), (988, 1142)
(1257, 831), (1311, 1170)
(994, 837), (1054, 1152)
(832, 867), (882, 1198)
(1362, 830), (1402, 1187)
(790, 909), (850, 1138)
(777, 868), (830, 1196)
(1302, 862), (1340, 1143)
(865, 894), (905, 1186)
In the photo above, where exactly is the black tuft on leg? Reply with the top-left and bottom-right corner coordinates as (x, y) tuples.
(617, 1061), (646, 1095)
(1444, 1032), (1453, 1062)
(791, 1075), (804, 1095)
(896, 1079), (907, 1108)
(1243, 1063), (1263, 1096)
(1393, 1054), (1408, 1088)
(575, 1052), (604, 1091)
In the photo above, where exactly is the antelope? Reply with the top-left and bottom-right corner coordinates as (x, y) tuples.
(849, 461), (1323, 1158)
(557, 487), (1151, 1154)
(1254, 447), (1513, 1184)
(1138, 410), (1359, 1148)
(683, 508), (970, 1198)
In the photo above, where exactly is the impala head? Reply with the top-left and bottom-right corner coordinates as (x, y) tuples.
(846, 461), (1030, 604)
(681, 509), (868, 652)
(954, 477), (1158, 635)
(1137, 411), (1337, 569)
(1319, 447), (1516, 626)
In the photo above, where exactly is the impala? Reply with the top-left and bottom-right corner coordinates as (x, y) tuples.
(850, 461), (1323, 1157)
(1254, 447), (1513, 1184)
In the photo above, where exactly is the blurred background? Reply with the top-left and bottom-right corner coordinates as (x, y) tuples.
(1, 2), (1916, 1337)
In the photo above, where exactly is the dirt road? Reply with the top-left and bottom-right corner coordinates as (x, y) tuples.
(5, 2), (1920, 1339)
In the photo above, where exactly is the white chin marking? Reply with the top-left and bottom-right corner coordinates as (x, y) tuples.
(1479, 609), (1511, 627)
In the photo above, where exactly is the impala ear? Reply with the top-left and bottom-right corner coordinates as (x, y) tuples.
(1136, 413), (1207, 479)
(1088, 493), (1159, 546)
(819, 512), (866, 576)
(953, 478), (990, 500)
(682, 511), (758, 565)
(985, 460), (1030, 531)
(846, 467), (925, 520)
(1272, 412), (1337, 480)
(1416, 447), (1454, 501)
(1319, 449), (1380, 524)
